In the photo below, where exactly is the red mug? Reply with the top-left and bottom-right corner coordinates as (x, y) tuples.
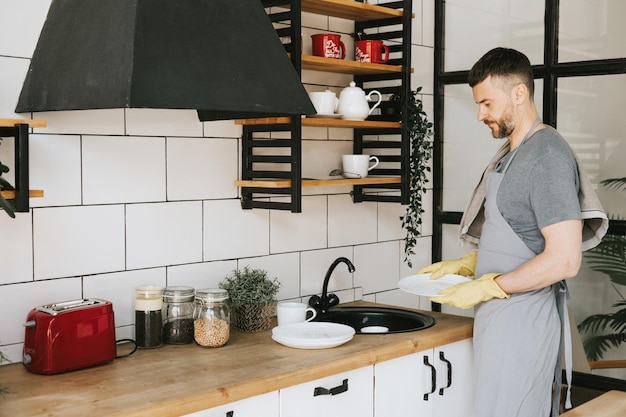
(311, 34), (346, 59)
(355, 40), (389, 64)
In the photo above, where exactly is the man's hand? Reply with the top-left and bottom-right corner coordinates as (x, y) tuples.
(429, 273), (509, 309)
(417, 251), (477, 280)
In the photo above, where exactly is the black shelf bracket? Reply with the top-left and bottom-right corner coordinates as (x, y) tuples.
(0, 122), (31, 213)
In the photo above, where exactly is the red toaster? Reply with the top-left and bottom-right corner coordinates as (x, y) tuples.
(23, 298), (116, 375)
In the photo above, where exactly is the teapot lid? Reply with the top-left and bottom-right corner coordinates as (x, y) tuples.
(342, 81), (364, 93)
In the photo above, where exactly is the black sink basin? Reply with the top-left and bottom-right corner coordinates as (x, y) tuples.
(313, 306), (436, 334)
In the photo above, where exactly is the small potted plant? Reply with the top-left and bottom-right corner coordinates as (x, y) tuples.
(219, 266), (281, 332)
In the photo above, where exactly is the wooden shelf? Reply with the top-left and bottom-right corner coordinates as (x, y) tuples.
(0, 118), (47, 128)
(236, 177), (400, 188)
(301, 55), (407, 75)
(281, 0), (411, 21)
(236, 117), (400, 128)
(0, 190), (44, 199)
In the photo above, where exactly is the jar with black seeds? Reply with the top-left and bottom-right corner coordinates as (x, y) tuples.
(135, 285), (164, 348)
(193, 288), (230, 348)
(162, 286), (195, 345)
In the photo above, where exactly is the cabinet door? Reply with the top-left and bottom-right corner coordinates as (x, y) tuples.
(374, 350), (435, 417)
(432, 339), (475, 417)
(182, 391), (279, 417)
(280, 366), (374, 417)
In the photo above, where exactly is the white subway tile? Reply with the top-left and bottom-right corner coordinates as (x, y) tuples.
(301, 247), (353, 297)
(378, 200), (406, 242)
(0, 277), (81, 347)
(204, 199), (270, 261)
(354, 241), (400, 294)
(125, 109), (203, 137)
(126, 201), (203, 269)
(30, 134), (82, 207)
(33, 205), (125, 279)
(202, 120), (242, 139)
(167, 260), (237, 290)
(36, 109), (125, 135)
(328, 194), (377, 247)
(0, 0), (51, 58)
(0, 57), (29, 116)
(0, 211), (33, 284)
(374, 289), (426, 311)
(83, 268), (166, 328)
(241, 252), (301, 300)
(166, 137), (237, 200)
(411, 45), (434, 95)
(82, 135), (166, 204)
(270, 195), (327, 253)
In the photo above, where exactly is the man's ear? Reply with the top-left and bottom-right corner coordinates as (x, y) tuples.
(512, 83), (528, 105)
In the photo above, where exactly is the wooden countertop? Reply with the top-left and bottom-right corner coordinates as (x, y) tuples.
(561, 390), (626, 416)
(0, 303), (473, 417)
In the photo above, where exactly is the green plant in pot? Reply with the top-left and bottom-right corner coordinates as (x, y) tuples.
(578, 177), (626, 361)
(0, 137), (16, 218)
(219, 266), (281, 332)
(391, 87), (434, 268)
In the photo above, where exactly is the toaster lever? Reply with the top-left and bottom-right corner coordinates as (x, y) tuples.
(23, 320), (36, 328)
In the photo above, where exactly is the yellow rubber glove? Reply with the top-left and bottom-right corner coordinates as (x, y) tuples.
(429, 273), (509, 309)
(417, 251), (477, 280)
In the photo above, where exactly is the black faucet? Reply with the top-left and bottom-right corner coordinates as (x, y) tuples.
(308, 257), (355, 314)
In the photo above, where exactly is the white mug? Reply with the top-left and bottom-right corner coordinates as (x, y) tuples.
(341, 154), (380, 178)
(308, 90), (339, 115)
(277, 302), (317, 326)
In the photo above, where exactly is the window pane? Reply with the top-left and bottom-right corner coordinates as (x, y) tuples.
(559, 0), (626, 62)
(557, 74), (626, 218)
(444, 0), (545, 72)
(442, 81), (543, 212)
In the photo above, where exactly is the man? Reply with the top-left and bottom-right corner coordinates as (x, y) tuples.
(419, 47), (607, 416)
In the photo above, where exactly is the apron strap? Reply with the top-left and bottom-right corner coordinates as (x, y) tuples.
(552, 281), (573, 416)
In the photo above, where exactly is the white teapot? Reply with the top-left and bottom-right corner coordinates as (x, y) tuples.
(337, 82), (382, 121)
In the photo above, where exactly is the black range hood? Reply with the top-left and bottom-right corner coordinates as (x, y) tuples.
(15, 0), (315, 121)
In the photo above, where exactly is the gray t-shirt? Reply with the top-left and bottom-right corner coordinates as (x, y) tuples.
(496, 126), (581, 254)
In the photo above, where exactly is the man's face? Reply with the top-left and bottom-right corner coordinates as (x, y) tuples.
(472, 75), (516, 139)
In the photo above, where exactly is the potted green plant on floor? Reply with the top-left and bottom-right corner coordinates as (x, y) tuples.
(390, 87), (433, 268)
(219, 266), (281, 332)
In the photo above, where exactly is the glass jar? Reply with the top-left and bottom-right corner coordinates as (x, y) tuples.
(135, 285), (164, 348)
(193, 288), (230, 348)
(162, 286), (195, 345)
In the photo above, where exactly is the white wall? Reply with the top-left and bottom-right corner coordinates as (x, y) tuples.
(0, 0), (435, 362)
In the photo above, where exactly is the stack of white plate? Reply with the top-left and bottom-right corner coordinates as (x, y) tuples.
(271, 322), (355, 349)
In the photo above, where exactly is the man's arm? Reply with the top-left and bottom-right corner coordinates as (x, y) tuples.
(495, 219), (582, 294)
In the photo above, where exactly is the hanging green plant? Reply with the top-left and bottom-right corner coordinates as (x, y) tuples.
(0, 137), (16, 218)
(392, 87), (433, 268)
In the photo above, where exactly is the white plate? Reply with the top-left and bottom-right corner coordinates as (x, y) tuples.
(307, 113), (344, 119)
(271, 322), (355, 349)
(398, 273), (472, 297)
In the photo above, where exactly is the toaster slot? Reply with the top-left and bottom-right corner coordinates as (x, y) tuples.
(36, 299), (106, 315)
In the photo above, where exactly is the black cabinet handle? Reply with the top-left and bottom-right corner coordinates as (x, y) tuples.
(438, 351), (452, 395)
(313, 379), (349, 397)
(225, 412), (234, 417)
(423, 356), (436, 401)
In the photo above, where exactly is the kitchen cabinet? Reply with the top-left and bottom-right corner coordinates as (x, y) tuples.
(374, 338), (475, 417)
(182, 391), (279, 417)
(280, 365), (374, 417)
(235, 0), (413, 212)
(0, 118), (46, 212)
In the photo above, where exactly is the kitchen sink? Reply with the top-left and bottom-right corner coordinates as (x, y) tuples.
(312, 306), (435, 334)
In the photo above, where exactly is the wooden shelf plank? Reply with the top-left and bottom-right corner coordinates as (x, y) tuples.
(295, 0), (409, 21)
(236, 117), (400, 128)
(0, 118), (47, 128)
(301, 55), (407, 74)
(235, 177), (400, 188)
(0, 190), (44, 199)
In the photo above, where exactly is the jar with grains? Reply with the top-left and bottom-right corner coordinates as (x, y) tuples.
(193, 288), (230, 348)
(162, 286), (195, 345)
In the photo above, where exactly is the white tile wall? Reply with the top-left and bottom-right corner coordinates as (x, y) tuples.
(0, 0), (435, 362)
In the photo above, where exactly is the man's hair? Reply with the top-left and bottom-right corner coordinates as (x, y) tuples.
(468, 47), (534, 96)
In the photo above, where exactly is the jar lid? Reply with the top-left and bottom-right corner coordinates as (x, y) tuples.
(163, 286), (195, 302)
(195, 288), (229, 302)
(135, 285), (163, 299)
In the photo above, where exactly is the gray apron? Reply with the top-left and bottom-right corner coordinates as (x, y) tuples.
(473, 120), (571, 416)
